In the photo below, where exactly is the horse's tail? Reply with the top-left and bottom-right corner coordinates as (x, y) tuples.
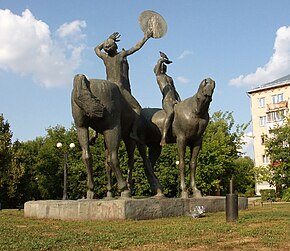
(72, 74), (104, 118)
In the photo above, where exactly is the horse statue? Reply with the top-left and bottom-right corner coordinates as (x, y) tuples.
(71, 74), (163, 199)
(131, 78), (215, 198)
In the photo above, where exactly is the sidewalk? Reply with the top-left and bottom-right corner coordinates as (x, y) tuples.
(248, 196), (261, 202)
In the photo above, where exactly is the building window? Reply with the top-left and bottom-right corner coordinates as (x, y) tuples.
(267, 110), (285, 122)
(258, 97), (265, 107)
(262, 154), (269, 164)
(259, 116), (267, 126)
(272, 93), (284, 104)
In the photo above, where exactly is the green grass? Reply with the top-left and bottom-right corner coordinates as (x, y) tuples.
(0, 203), (289, 250)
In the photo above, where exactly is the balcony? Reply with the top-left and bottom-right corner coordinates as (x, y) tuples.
(267, 101), (288, 111)
(267, 120), (284, 131)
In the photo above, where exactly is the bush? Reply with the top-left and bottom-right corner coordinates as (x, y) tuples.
(282, 188), (290, 202)
(260, 189), (276, 201)
(245, 187), (255, 197)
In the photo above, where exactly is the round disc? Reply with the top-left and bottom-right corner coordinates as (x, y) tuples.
(138, 10), (167, 39)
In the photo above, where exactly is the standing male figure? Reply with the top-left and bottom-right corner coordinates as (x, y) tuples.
(95, 31), (152, 143)
(154, 51), (181, 146)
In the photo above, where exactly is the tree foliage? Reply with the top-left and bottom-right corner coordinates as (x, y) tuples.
(264, 117), (290, 197)
(233, 156), (255, 196)
(0, 114), (13, 207)
(196, 111), (251, 195)
(0, 114), (12, 182)
(0, 110), (256, 207)
(154, 144), (180, 197)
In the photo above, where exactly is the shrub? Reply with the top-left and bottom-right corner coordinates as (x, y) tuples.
(260, 189), (276, 201)
(245, 187), (255, 197)
(282, 188), (290, 202)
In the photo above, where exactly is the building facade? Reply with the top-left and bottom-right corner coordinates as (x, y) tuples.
(247, 74), (290, 195)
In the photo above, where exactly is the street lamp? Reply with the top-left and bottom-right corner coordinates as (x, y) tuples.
(56, 142), (75, 200)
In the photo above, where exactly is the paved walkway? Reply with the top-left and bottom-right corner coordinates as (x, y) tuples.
(248, 197), (261, 202)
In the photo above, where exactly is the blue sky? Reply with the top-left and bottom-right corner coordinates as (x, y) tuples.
(1, 0), (290, 156)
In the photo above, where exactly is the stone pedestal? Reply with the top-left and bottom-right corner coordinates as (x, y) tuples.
(24, 196), (248, 220)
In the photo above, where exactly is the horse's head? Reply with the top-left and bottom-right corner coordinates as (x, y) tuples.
(194, 78), (215, 115)
(198, 78), (215, 98)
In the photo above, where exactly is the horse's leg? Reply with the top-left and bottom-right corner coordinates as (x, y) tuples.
(190, 141), (202, 198)
(137, 143), (163, 197)
(124, 139), (136, 193)
(104, 128), (130, 198)
(177, 137), (188, 198)
(148, 144), (162, 169)
(77, 126), (94, 199)
(105, 146), (113, 199)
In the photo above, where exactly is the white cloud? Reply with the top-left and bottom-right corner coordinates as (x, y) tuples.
(241, 132), (254, 158)
(0, 9), (86, 88)
(57, 20), (86, 39)
(176, 76), (190, 84)
(229, 26), (290, 87)
(178, 50), (194, 60)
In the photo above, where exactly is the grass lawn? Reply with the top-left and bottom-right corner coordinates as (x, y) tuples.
(0, 202), (289, 250)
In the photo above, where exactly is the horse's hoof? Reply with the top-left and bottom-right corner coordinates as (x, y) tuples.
(120, 190), (131, 199)
(118, 180), (128, 192)
(181, 191), (189, 199)
(153, 191), (165, 199)
(153, 193), (166, 199)
(87, 190), (95, 199)
(192, 189), (202, 198)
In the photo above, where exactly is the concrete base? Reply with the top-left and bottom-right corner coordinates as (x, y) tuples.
(24, 196), (248, 220)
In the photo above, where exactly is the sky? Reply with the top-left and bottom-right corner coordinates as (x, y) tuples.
(1, 0), (290, 157)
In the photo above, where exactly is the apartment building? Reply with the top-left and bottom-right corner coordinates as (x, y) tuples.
(247, 74), (290, 195)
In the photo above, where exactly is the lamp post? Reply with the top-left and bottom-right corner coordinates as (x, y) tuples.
(56, 142), (75, 200)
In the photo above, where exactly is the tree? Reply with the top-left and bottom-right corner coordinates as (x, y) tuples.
(7, 140), (27, 204)
(44, 125), (108, 199)
(155, 144), (180, 197)
(196, 111), (249, 195)
(126, 111), (251, 198)
(0, 114), (12, 183)
(0, 114), (13, 207)
(264, 117), (290, 197)
(12, 139), (43, 202)
(233, 156), (255, 196)
(78, 129), (108, 199)
(0, 110), (252, 202)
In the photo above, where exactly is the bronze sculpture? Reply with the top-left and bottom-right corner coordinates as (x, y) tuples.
(71, 10), (215, 199)
(71, 11), (167, 198)
(72, 75), (130, 199)
(72, 74), (163, 199)
(154, 51), (181, 146)
(94, 31), (153, 143)
(132, 78), (215, 198)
